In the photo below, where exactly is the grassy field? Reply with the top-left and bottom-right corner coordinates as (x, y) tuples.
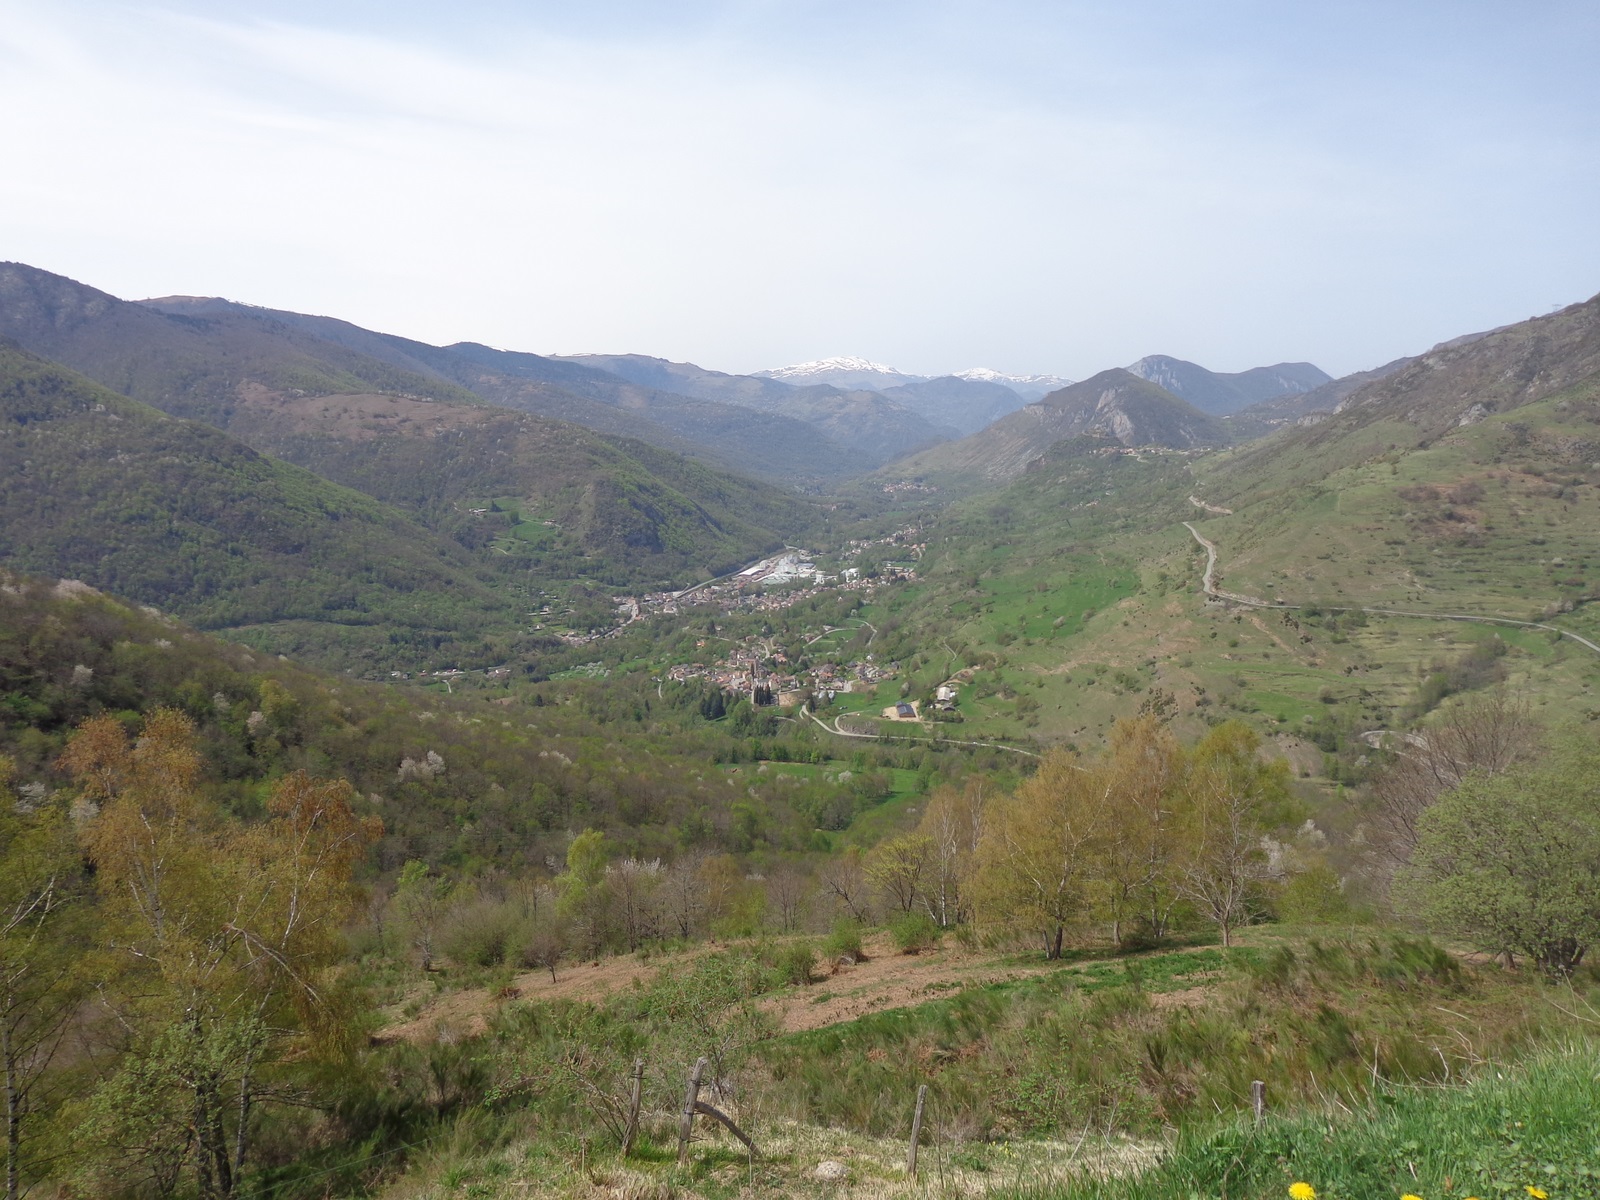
(363, 924), (1600, 1199)
(1039, 1042), (1600, 1200)
(1193, 382), (1600, 621)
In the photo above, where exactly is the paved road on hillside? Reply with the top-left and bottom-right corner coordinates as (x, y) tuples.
(1181, 522), (1600, 659)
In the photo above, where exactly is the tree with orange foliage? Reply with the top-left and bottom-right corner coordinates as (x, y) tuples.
(62, 710), (380, 1199)
(1, 755), (86, 1200)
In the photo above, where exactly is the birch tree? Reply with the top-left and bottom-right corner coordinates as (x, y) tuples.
(1174, 722), (1294, 947)
(973, 750), (1104, 959)
(1094, 717), (1183, 944)
(916, 780), (986, 928)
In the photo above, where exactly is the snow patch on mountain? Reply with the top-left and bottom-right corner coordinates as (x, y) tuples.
(757, 357), (919, 387)
(954, 368), (1073, 393)
(758, 359), (1071, 399)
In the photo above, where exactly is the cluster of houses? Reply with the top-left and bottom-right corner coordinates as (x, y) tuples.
(667, 646), (900, 710)
(620, 543), (919, 631)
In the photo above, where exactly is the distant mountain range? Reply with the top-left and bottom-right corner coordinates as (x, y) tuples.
(4, 255), (1594, 690)
(556, 352), (954, 451)
(756, 356), (1071, 399)
(950, 368), (1074, 400)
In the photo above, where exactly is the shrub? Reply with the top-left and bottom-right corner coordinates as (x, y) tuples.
(821, 918), (866, 962)
(1279, 863), (1354, 924)
(890, 911), (939, 955)
(776, 940), (818, 986)
(439, 897), (534, 968)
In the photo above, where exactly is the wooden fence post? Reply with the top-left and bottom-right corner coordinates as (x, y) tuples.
(907, 1084), (928, 1178)
(1251, 1079), (1266, 1128)
(622, 1059), (645, 1157)
(677, 1057), (707, 1166)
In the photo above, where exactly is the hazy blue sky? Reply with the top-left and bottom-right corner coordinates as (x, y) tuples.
(3, 1), (1597, 377)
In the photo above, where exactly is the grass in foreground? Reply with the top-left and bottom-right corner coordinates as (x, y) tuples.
(1027, 1041), (1600, 1200)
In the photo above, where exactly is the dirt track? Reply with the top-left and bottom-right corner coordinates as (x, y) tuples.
(376, 933), (1068, 1044)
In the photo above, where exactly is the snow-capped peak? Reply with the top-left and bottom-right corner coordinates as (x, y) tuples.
(757, 356), (919, 384)
(954, 367), (1073, 389)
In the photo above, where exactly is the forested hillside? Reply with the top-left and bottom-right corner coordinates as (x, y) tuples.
(0, 343), (528, 669)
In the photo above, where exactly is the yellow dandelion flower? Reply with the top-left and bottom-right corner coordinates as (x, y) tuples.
(1288, 1184), (1316, 1200)
(1402, 1194), (1424, 1200)
(1525, 1189), (1548, 1200)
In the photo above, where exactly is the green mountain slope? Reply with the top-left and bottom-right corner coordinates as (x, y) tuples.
(0, 340), (525, 668)
(1187, 293), (1600, 622)
(0, 266), (819, 591)
(837, 298), (1600, 758)
(225, 387), (810, 588)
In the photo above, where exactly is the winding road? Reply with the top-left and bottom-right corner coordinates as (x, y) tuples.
(1182, 522), (1600, 659)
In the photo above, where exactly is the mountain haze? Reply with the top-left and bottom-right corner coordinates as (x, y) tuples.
(755, 356), (1057, 431)
(880, 375), (1030, 435)
(755, 356), (919, 390)
(132, 293), (883, 485)
(1223, 356), (1416, 438)
(556, 351), (953, 458)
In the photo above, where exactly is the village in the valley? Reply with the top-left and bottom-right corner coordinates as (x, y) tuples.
(396, 524), (952, 719)
(647, 524), (936, 714)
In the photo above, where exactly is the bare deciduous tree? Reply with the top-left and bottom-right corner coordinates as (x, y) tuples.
(819, 847), (873, 923)
(1368, 688), (1536, 870)
(865, 835), (932, 915)
(916, 780), (986, 928)
(661, 850), (708, 940)
(608, 858), (663, 952)
(763, 863), (813, 932)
